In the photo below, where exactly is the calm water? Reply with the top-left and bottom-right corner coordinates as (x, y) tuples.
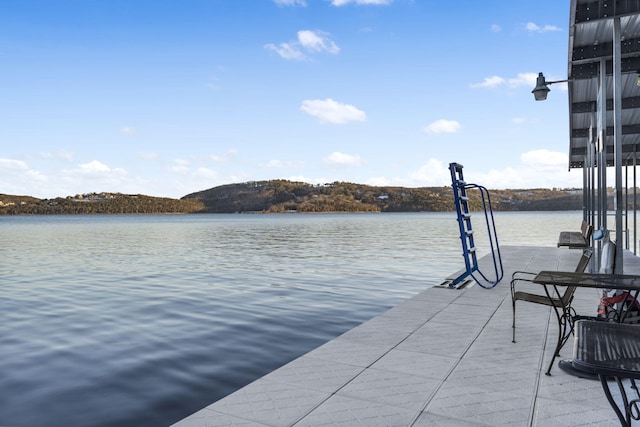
(0, 211), (580, 426)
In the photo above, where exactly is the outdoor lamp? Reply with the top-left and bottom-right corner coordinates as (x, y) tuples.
(532, 72), (568, 101)
(532, 72), (550, 100)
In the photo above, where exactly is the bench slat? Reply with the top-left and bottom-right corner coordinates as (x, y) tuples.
(558, 221), (592, 248)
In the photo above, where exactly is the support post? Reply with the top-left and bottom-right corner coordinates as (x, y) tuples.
(613, 17), (624, 273)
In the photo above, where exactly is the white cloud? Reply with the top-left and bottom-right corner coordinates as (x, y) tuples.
(78, 160), (111, 173)
(297, 30), (340, 54)
(120, 126), (135, 135)
(169, 158), (191, 174)
(470, 72), (538, 89)
(265, 30), (340, 60)
(525, 22), (562, 33)
(301, 98), (366, 124)
(475, 150), (580, 189)
(409, 158), (451, 186)
(23, 169), (47, 182)
(162, 158), (253, 197)
(324, 152), (363, 166)
(0, 158), (29, 171)
(521, 149), (567, 168)
(491, 24), (502, 33)
(402, 152), (581, 190)
(0, 158), (136, 198)
(1, 156), (236, 199)
(423, 119), (461, 134)
(264, 42), (306, 60)
(331, 0), (393, 5)
(38, 150), (74, 162)
(274, 0), (307, 5)
(0, 162), (48, 196)
(507, 72), (538, 88)
(469, 75), (505, 89)
(58, 160), (130, 193)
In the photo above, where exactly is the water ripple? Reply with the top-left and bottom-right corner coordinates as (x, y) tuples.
(0, 212), (580, 426)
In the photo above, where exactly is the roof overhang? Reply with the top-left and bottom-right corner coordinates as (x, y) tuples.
(568, 0), (640, 169)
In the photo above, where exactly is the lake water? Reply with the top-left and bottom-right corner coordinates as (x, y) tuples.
(0, 211), (581, 426)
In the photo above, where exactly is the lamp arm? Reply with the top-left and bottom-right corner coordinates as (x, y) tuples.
(531, 73), (570, 101)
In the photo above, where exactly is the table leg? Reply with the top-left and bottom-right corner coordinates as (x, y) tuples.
(600, 375), (629, 426)
(599, 375), (640, 427)
(544, 285), (576, 375)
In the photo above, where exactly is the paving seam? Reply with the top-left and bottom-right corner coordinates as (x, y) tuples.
(517, 248), (558, 427)
(526, 303), (553, 427)
(289, 287), (469, 426)
(411, 247), (551, 426)
(408, 284), (511, 426)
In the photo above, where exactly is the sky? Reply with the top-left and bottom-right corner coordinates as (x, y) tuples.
(0, 0), (578, 199)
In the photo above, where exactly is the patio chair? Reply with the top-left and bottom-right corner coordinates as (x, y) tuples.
(510, 248), (593, 373)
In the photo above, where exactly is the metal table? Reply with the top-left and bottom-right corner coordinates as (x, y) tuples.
(533, 272), (640, 293)
(532, 272), (640, 376)
(532, 271), (640, 325)
(572, 320), (640, 427)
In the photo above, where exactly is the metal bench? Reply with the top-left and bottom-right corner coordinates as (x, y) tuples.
(572, 320), (640, 427)
(557, 220), (592, 248)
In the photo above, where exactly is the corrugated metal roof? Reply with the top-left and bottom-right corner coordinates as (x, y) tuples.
(568, 0), (640, 168)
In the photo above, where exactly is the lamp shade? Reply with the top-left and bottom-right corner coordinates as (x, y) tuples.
(532, 72), (550, 101)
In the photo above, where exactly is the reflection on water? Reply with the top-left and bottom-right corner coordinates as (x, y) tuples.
(0, 211), (580, 426)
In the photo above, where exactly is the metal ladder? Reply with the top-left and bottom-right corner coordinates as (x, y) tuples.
(446, 162), (503, 289)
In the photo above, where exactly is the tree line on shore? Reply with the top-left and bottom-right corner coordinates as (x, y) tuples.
(0, 180), (594, 215)
(0, 193), (205, 215)
(182, 180), (587, 213)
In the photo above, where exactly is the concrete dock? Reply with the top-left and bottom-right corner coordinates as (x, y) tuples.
(173, 246), (628, 426)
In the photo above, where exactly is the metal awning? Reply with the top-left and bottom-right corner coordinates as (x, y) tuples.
(568, 0), (640, 169)
(565, 0), (640, 272)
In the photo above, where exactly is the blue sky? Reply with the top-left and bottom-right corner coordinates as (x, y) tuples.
(0, 0), (576, 199)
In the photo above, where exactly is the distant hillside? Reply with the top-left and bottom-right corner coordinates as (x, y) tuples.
(0, 192), (205, 215)
(182, 180), (586, 213)
(0, 181), (595, 215)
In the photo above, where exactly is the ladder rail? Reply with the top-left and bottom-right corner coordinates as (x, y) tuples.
(448, 162), (503, 289)
(465, 183), (504, 287)
(452, 178), (476, 274)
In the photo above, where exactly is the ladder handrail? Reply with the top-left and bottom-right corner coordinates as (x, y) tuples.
(464, 183), (504, 288)
(448, 162), (504, 289)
